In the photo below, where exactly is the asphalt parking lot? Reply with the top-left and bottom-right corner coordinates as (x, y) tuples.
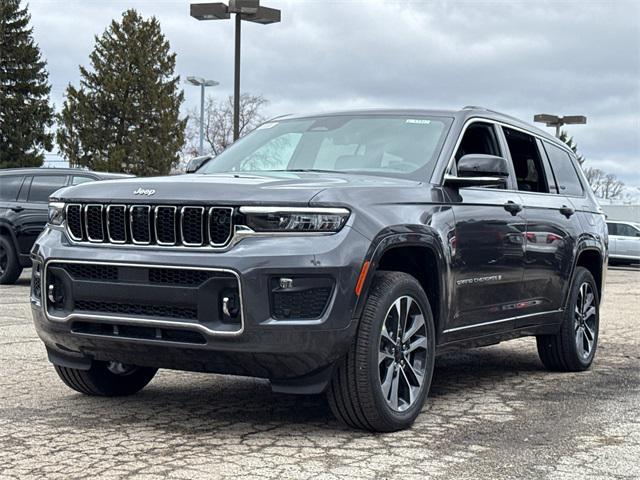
(1, 267), (638, 480)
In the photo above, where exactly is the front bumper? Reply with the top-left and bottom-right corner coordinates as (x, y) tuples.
(31, 226), (370, 388)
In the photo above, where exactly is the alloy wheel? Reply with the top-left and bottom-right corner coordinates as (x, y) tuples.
(378, 295), (429, 412)
(574, 282), (597, 359)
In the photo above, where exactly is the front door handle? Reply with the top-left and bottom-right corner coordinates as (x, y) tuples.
(559, 205), (575, 218)
(10, 206), (24, 213)
(503, 200), (523, 216)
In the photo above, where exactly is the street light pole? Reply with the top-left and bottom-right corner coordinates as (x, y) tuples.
(190, 1), (281, 142)
(186, 76), (219, 155)
(533, 114), (587, 138)
(234, 12), (241, 141)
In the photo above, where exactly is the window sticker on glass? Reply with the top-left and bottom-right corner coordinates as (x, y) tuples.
(405, 119), (431, 125)
(257, 122), (279, 130)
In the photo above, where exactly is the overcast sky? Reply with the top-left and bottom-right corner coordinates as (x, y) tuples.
(27, 0), (640, 190)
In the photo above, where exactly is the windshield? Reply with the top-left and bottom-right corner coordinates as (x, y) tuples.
(199, 114), (452, 179)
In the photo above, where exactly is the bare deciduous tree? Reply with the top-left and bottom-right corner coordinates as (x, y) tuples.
(582, 166), (625, 200)
(185, 93), (268, 157)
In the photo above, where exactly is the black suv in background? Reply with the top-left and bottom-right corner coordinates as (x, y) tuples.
(30, 108), (607, 431)
(0, 168), (130, 284)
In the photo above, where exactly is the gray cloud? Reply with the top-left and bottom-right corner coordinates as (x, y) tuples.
(28, 0), (639, 187)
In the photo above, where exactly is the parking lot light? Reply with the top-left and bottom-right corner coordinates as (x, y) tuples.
(534, 113), (587, 138)
(190, 1), (281, 141)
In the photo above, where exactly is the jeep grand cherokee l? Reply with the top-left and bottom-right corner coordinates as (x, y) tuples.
(30, 107), (607, 431)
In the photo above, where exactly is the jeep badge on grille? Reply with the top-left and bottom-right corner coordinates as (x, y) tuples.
(133, 188), (156, 196)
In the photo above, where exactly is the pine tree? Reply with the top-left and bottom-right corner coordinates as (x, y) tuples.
(558, 130), (585, 165)
(0, 0), (53, 168)
(57, 9), (186, 176)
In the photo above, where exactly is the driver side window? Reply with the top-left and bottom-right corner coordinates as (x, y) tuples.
(455, 122), (502, 163)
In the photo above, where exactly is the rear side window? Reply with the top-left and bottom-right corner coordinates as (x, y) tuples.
(28, 175), (68, 203)
(543, 142), (584, 196)
(503, 127), (548, 193)
(617, 224), (639, 237)
(0, 175), (24, 201)
(72, 175), (95, 185)
(607, 223), (618, 235)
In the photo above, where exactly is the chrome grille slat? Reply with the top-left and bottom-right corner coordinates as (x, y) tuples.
(85, 204), (104, 242)
(66, 204), (83, 240)
(130, 205), (151, 245)
(209, 207), (234, 246)
(155, 206), (177, 245)
(65, 203), (234, 249)
(181, 206), (205, 246)
(106, 205), (127, 244)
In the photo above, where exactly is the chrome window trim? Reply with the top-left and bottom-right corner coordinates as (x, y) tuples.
(42, 259), (244, 336)
(208, 206), (234, 247)
(65, 203), (84, 241)
(154, 205), (177, 246)
(106, 204), (127, 244)
(84, 204), (104, 243)
(130, 205), (151, 245)
(437, 116), (586, 198)
(180, 206), (205, 246)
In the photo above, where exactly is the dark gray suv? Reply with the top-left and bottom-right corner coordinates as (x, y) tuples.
(30, 107), (607, 431)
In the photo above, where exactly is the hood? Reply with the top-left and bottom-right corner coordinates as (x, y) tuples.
(54, 172), (424, 205)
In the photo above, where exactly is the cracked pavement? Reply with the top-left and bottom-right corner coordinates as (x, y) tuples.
(1, 267), (638, 479)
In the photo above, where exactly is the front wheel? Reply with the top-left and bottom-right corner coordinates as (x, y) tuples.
(536, 267), (600, 371)
(327, 271), (436, 432)
(54, 361), (158, 396)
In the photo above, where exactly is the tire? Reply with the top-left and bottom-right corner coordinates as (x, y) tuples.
(536, 267), (599, 372)
(0, 235), (22, 285)
(54, 361), (158, 396)
(327, 271), (436, 432)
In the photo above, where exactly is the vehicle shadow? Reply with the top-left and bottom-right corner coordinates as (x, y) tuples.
(65, 346), (545, 433)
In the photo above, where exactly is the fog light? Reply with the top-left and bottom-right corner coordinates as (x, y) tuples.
(47, 278), (65, 306)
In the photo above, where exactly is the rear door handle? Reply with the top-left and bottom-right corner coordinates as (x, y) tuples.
(10, 206), (24, 213)
(559, 205), (575, 218)
(503, 200), (523, 215)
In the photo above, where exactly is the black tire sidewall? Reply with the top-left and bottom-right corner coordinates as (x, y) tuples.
(359, 273), (436, 429)
(0, 235), (21, 285)
(563, 267), (600, 368)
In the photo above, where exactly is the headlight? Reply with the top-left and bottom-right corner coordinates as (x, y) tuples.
(239, 207), (349, 232)
(48, 201), (66, 226)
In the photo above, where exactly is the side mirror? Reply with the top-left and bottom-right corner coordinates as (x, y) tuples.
(445, 154), (509, 188)
(185, 155), (212, 174)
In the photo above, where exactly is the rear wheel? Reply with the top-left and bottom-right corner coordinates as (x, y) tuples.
(0, 235), (22, 285)
(327, 271), (435, 432)
(54, 361), (158, 396)
(536, 267), (599, 371)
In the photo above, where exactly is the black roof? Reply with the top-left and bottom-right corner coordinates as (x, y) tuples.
(0, 167), (132, 178)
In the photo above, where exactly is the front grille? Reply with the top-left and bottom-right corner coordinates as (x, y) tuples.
(44, 262), (243, 334)
(65, 203), (234, 248)
(74, 300), (198, 320)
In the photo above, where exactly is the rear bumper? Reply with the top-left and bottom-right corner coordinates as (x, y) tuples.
(31, 226), (370, 389)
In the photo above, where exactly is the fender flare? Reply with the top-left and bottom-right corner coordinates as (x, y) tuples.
(564, 238), (606, 310)
(353, 225), (449, 335)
